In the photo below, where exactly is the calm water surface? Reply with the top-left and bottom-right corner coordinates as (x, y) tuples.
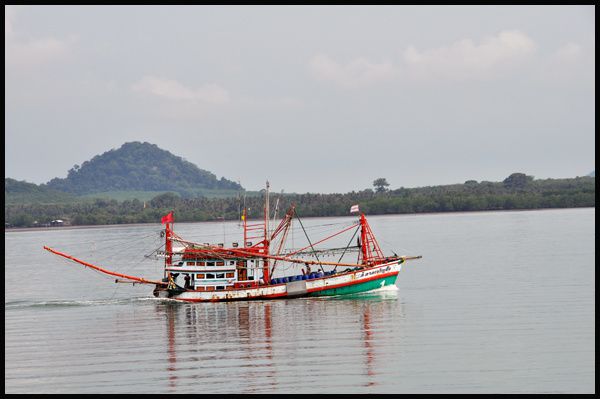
(4, 208), (595, 393)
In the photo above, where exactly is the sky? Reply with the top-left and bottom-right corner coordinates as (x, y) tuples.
(5, 5), (595, 193)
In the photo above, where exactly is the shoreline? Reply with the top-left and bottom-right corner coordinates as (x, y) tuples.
(4, 206), (594, 233)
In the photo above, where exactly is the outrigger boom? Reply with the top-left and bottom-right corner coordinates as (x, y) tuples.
(43, 246), (167, 286)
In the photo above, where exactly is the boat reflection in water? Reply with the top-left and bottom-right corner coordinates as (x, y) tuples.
(156, 286), (403, 393)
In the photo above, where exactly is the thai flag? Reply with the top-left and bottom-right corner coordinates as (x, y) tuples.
(350, 204), (359, 213)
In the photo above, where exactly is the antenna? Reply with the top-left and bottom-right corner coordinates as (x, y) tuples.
(237, 178), (242, 226)
(265, 180), (270, 238)
(271, 189), (284, 224)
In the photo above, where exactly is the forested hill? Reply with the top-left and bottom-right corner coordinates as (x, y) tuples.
(45, 142), (242, 196)
(5, 178), (78, 204)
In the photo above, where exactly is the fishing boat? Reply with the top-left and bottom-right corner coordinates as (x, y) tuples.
(44, 183), (421, 302)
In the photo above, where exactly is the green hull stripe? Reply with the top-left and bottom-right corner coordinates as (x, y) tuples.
(308, 275), (398, 297)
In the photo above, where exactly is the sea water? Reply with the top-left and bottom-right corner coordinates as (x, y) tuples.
(4, 208), (595, 393)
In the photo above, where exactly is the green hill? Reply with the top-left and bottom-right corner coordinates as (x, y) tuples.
(4, 178), (79, 204)
(45, 141), (242, 197)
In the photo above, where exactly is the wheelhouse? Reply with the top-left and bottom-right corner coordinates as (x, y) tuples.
(165, 251), (266, 291)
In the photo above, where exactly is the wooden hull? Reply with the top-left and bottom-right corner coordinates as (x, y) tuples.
(154, 260), (402, 302)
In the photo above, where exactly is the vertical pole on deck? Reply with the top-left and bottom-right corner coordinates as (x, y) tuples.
(263, 181), (270, 284)
(243, 208), (247, 248)
(165, 221), (173, 277)
(359, 213), (369, 265)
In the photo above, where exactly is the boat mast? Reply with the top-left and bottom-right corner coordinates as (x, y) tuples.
(263, 180), (271, 284)
(358, 213), (385, 266)
(165, 218), (173, 277)
(265, 180), (270, 244)
(241, 188), (247, 247)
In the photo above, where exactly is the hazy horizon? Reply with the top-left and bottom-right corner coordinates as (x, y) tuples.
(4, 140), (595, 194)
(5, 5), (595, 193)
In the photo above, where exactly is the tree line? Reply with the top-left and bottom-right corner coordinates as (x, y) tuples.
(4, 173), (595, 228)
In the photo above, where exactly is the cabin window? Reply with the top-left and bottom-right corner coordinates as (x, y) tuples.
(216, 273), (225, 279)
(228, 261), (236, 266)
(196, 273), (205, 279)
(206, 261), (215, 267)
(188, 262), (196, 266)
(216, 261), (225, 266)
(226, 272), (235, 278)
(205, 273), (215, 279)
(197, 261), (205, 266)
(216, 286), (225, 290)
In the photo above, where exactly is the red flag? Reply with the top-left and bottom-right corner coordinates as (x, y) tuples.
(161, 211), (174, 224)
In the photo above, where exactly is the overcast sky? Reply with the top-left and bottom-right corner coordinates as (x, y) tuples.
(5, 5), (595, 193)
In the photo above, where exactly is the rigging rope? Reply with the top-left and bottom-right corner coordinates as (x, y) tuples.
(334, 225), (361, 272)
(294, 211), (324, 273)
(179, 220), (355, 242)
(77, 230), (165, 279)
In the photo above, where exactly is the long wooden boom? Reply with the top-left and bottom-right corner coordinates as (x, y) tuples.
(43, 246), (167, 286)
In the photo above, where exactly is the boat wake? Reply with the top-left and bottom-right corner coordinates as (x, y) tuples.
(4, 297), (153, 309)
(6, 284), (402, 309)
(370, 284), (399, 292)
(317, 283), (399, 301)
(352, 284), (399, 299)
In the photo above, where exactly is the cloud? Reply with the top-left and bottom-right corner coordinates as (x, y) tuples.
(309, 30), (537, 86)
(309, 54), (396, 88)
(6, 37), (70, 68)
(402, 30), (536, 80)
(132, 76), (230, 104)
(554, 42), (582, 63)
(5, 6), (71, 69)
(237, 95), (304, 111)
(5, 6), (15, 37)
(537, 42), (590, 84)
